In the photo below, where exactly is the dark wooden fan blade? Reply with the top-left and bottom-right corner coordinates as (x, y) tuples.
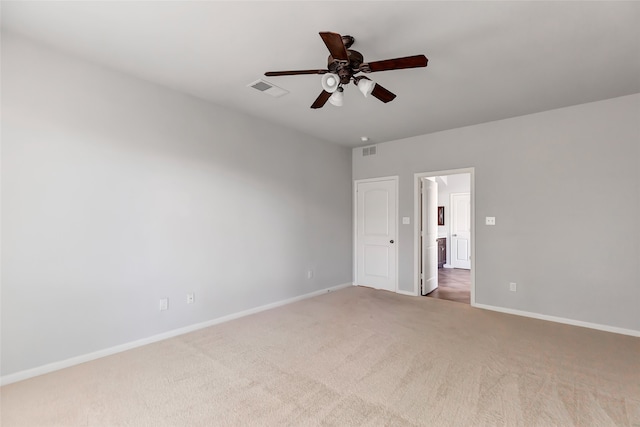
(366, 55), (428, 72)
(265, 69), (328, 76)
(371, 84), (397, 103)
(310, 90), (332, 109)
(319, 32), (349, 61)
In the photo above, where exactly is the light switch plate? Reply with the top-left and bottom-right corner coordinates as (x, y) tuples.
(402, 217), (410, 225)
(486, 216), (496, 225)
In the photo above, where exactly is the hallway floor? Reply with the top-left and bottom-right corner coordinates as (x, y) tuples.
(427, 268), (471, 304)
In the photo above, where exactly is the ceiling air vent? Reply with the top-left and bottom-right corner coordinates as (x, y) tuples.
(247, 79), (289, 98)
(362, 146), (377, 156)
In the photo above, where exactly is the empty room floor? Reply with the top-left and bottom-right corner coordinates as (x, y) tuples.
(428, 268), (471, 304)
(2, 286), (638, 426)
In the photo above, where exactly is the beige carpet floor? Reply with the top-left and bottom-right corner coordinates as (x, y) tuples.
(2, 286), (639, 426)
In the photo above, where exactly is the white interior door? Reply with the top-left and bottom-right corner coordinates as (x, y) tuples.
(355, 178), (397, 292)
(451, 192), (471, 269)
(421, 178), (438, 295)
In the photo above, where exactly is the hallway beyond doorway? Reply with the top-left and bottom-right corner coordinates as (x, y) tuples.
(427, 269), (470, 304)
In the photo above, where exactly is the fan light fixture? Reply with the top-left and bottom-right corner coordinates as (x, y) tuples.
(357, 78), (375, 97)
(265, 31), (427, 109)
(322, 75), (377, 107)
(321, 73), (340, 93)
(322, 75), (379, 107)
(328, 88), (344, 107)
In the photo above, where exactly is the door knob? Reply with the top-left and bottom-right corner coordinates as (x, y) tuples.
(390, 240), (394, 244)
(452, 234), (457, 237)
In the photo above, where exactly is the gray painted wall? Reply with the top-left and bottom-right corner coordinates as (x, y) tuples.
(1, 34), (352, 376)
(353, 94), (640, 332)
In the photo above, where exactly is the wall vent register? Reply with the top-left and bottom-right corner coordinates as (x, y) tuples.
(362, 146), (377, 156)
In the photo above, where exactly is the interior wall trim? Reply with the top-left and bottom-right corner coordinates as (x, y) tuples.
(474, 303), (640, 338)
(0, 282), (354, 386)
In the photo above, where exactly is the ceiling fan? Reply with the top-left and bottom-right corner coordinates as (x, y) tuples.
(265, 32), (428, 109)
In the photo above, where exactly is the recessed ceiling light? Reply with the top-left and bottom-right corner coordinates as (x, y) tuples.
(361, 136), (369, 142)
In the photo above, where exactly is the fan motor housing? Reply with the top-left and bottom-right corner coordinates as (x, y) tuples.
(327, 49), (364, 84)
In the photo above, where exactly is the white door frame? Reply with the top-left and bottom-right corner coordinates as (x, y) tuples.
(413, 168), (476, 305)
(353, 176), (399, 291)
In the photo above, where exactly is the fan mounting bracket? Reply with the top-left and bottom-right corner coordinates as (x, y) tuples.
(342, 35), (355, 49)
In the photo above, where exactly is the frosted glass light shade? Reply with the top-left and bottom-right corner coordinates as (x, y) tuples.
(329, 90), (344, 107)
(321, 73), (340, 93)
(357, 79), (375, 97)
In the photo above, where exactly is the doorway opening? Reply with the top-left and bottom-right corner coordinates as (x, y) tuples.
(413, 169), (474, 305)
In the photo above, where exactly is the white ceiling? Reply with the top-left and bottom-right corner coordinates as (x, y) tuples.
(2, 1), (639, 147)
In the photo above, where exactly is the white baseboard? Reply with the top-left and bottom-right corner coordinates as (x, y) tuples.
(1, 282), (354, 386)
(474, 303), (640, 337)
(443, 264), (453, 269)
